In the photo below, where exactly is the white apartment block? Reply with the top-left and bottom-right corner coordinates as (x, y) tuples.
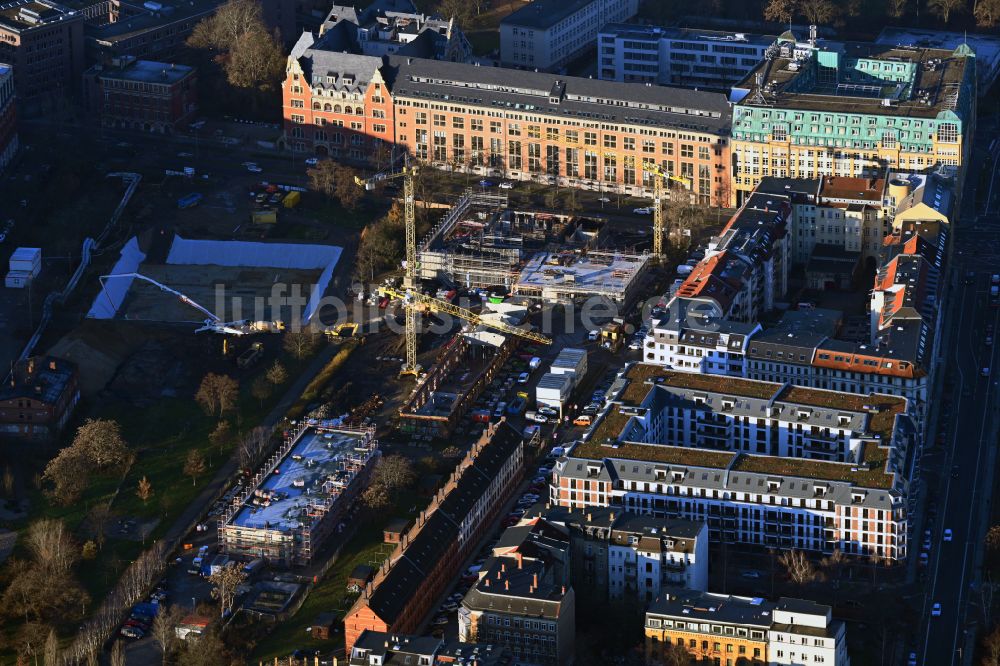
(500, 0), (639, 71)
(645, 302), (760, 375)
(606, 514), (708, 601)
(597, 24), (774, 89)
(769, 598), (852, 666)
(550, 364), (915, 560)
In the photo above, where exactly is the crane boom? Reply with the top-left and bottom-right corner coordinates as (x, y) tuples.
(99, 272), (253, 335)
(381, 287), (551, 345)
(643, 162), (690, 259)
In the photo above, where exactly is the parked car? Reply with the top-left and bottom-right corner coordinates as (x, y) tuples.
(479, 179), (495, 187)
(931, 603), (942, 617)
(499, 181), (514, 189)
(943, 528), (953, 542)
(633, 207), (653, 214)
(507, 397), (527, 414)
(305, 157), (319, 166)
(538, 406), (558, 418)
(526, 411), (548, 423)
(517, 372), (531, 384)
(246, 163), (263, 173)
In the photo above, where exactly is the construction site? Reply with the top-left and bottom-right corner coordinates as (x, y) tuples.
(415, 190), (648, 303)
(218, 423), (379, 567)
(87, 234), (343, 332)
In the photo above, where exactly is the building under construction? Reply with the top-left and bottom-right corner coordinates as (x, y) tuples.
(218, 424), (379, 567)
(514, 249), (650, 304)
(399, 332), (519, 440)
(417, 190), (606, 293)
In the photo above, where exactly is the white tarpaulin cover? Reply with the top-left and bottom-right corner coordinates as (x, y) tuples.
(166, 236), (341, 270)
(166, 236), (341, 323)
(86, 238), (147, 319)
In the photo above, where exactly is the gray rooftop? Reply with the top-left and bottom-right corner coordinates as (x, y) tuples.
(386, 56), (732, 135)
(648, 591), (774, 628)
(600, 23), (776, 47)
(94, 60), (194, 84)
(500, 0), (597, 31)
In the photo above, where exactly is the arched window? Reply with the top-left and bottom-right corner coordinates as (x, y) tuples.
(344, 106), (353, 114)
(324, 103), (332, 111)
(312, 102), (320, 110)
(333, 105), (342, 113)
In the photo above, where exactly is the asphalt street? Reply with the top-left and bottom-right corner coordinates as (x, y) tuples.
(919, 126), (1000, 665)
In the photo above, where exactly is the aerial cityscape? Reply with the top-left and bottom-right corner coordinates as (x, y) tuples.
(0, 0), (998, 664)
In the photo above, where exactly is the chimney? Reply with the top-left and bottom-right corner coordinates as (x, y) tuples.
(587, 512), (592, 521)
(504, 580), (509, 591)
(561, 586), (566, 595)
(485, 578), (490, 587)
(610, 512), (615, 521)
(501, 563), (506, 573)
(516, 552), (523, 569)
(532, 573), (538, 588)
(49, 360), (56, 371)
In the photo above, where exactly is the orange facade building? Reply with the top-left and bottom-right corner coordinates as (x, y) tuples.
(283, 33), (733, 205)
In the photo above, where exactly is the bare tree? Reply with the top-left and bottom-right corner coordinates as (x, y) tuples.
(87, 504), (113, 548)
(2, 464), (14, 497)
(779, 549), (822, 586)
(798, 0), (841, 23)
(208, 563), (248, 618)
(25, 519), (78, 575)
(251, 375), (272, 406)
(226, 29), (285, 91)
(43, 627), (59, 666)
(886, 0), (909, 17)
(42, 446), (90, 505)
(151, 605), (184, 665)
(371, 455), (417, 493)
(307, 161), (365, 210)
(209, 421), (233, 454)
(265, 360), (289, 386)
(184, 450), (207, 487)
(195, 373), (239, 418)
(187, 0), (261, 48)
(977, 0), (1000, 26)
(283, 330), (321, 359)
(927, 0), (964, 22)
(73, 419), (132, 470)
(238, 426), (272, 471)
(137, 476), (154, 505)
(763, 0), (798, 22)
(110, 639), (126, 666)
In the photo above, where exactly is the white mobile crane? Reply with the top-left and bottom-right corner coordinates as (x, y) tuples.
(98, 272), (274, 336)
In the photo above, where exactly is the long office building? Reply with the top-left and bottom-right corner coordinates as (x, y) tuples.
(0, 63), (16, 172)
(0, 0), (85, 112)
(729, 30), (976, 205)
(283, 36), (733, 204)
(550, 363), (916, 561)
(500, 0), (638, 72)
(597, 24), (775, 89)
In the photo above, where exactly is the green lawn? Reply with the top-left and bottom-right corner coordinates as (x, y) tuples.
(0, 348), (317, 661)
(250, 489), (422, 662)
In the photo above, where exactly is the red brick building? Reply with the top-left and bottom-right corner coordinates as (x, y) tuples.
(0, 0), (85, 113)
(282, 36), (733, 204)
(344, 421), (524, 652)
(82, 57), (197, 133)
(0, 357), (80, 440)
(0, 63), (17, 172)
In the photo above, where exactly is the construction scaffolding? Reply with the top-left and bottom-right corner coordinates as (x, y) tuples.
(218, 423), (378, 567)
(417, 189), (596, 291)
(514, 250), (651, 303)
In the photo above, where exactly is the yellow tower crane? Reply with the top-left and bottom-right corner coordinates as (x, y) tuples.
(356, 165), (422, 375)
(643, 161), (691, 259)
(357, 165), (550, 377)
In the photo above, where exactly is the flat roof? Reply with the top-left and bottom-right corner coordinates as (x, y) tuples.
(229, 427), (375, 532)
(600, 22), (776, 47)
(0, 0), (78, 31)
(501, 0), (597, 31)
(97, 60), (194, 84)
(648, 590), (774, 628)
(516, 251), (648, 296)
(734, 41), (971, 118)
